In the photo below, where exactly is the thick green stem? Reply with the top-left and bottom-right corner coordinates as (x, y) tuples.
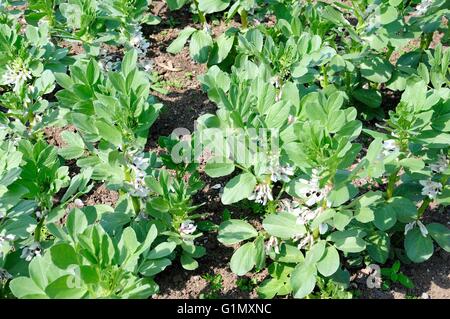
(417, 197), (431, 218)
(420, 32), (433, 51)
(131, 196), (141, 215)
(350, 1), (364, 26)
(386, 167), (401, 199)
(34, 217), (45, 242)
(240, 10), (248, 29)
(321, 65), (329, 88)
(193, 0), (207, 26)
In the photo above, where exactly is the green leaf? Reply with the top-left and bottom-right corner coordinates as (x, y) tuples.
(96, 120), (122, 146)
(390, 197), (417, 223)
(427, 223), (450, 252)
(167, 27), (196, 54)
(50, 243), (79, 269)
(180, 253), (199, 270)
(147, 242), (177, 259)
(374, 203), (397, 231)
(58, 131), (85, 160)
(366, 231), (390, 263)
(328, 230), (366, 253)
(166, 0), (189, 10)
(230, 242), (256, 276)
(399, 158), (425, 172)
(305, 241), (326, 264)
(204, 159), (235, 177)
(66, 209), (88, 240)
(217, 219), (257, 245)
(317, 245), (340, 277)
(291, 262), (317, 299)
(139, 258), (172, 276)
(257, 278), (284, 299)
(276, 244), (304, 264)
(221, 173), (256, 205)
(9, 277), (47, 299)
(404, 228), (434, 263)
(360, 56), (393, 83)
(45, 275), (87, 299)
(198, 0), (230, 14)
(189, 30), (213, 63)
(263, 212), (306, 239)
(121, 49), (137, 76)
(352, 88), (382, 109)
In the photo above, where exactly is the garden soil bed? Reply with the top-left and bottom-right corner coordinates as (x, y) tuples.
(42, 1), (449, 299)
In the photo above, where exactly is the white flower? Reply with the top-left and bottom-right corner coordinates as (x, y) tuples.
(296, 169), (330, 207)
(139, 58), (153, 72)
(415, 0), (433, 16)
(0, 234), (15, 257)
(2, 60), (32, 92)
(295, 206), (318, 225)
(382, 139), (399, 156)
(278, 198), (302, 215)
(129, 27), (150, 55)
(179, 220), (197, 235)
(429, 154), (449, 174)
(0, 211), (4, 220)
(74, 198), (84, 208)
(265, 236), (280, 254)
(267, 153), (295, 183)
(20, 242), (41, 261)
(365, 15), (381, 33)
(128, 180), (150, 198)
(248, 183), (273, 205)
(419, 179), (442, 199)
(404, 220), (428, 237)
(35, 210), (43, 220)
(294, 233), (314, 250)
(319, 223), (329, 235)
(132, 153), (150, 171)
(0, 268), (12, 281)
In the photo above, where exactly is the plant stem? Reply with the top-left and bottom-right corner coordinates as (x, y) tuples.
(193, 0), (207, 26)
(386, 167), (400, 199)
(417, 197), (431, 218)
(131, 196), (141, 215)
(321, 65), (329, 88)
(34, 217), (45, 242)
(420, 32), (433, 51)
(240, 10), (248, 29)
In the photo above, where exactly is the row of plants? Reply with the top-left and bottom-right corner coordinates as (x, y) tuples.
(0, 0), (449, 299)
(165, 0), (450, 298)
(0, 0), (209, 298)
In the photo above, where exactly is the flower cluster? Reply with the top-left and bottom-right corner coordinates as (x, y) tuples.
(179, 220), (197, 235)
(419, 179), (442, 199)
(296, 169), (330, 207)
(415, 0), (433, 16)
(0, 234), (15, 258)
(0, 268), (12, 281)
(293, 232), (314, 250)
(265, 236), (280, 254)
(20, 242), (41, 261)
(267, 155), (294, 183)
(126, 152), (150, 198)
(1, 60), (32, 92)
(405, 220), (428, 237)
(98, 48), (121, 72)
(129, 26), (150, 56)
(248, 183), (273, 205)
(429, 154), (449, 174)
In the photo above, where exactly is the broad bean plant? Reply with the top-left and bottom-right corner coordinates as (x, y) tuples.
(0, 0), (449, 300)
